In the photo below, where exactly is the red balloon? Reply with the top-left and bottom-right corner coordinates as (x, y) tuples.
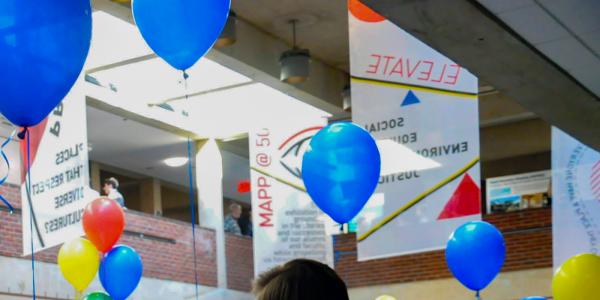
(83, 198), (125, 253)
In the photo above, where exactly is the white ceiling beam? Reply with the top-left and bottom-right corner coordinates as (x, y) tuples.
(364, 0), (600, 150)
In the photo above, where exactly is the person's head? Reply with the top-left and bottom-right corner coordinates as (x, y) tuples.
(229, 203), (242, 219)
(253, 259), (349, 300)
(103, 177), (119, 195)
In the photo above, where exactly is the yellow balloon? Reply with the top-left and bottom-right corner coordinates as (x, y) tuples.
(553, 253), (600, 300)
(376, 295), (397, 300)
(58, 238), (100, 292)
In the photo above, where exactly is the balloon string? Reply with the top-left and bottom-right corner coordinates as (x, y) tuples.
(475, 290), (481, 300)
(26, 128), (37, 300)
(183, 70), (200, 300)
(188, 138), (200, 300)
(0, 129), (17, 212)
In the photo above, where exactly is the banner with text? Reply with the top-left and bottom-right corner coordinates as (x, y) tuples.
(22, 79), (98, 255)
(250, 118), (334, 276)
(552, 127), (600, 268)
(349, 0), (481, 260)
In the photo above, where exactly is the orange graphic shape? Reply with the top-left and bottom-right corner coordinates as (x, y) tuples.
(349, 0), (385, 23)
(438, 173), (481, 220)
(20, 118), (49, 183)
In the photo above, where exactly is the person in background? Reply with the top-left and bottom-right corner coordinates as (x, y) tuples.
(253, 259), (349, 300)
(224, 203), (242, 235)
(239, 209), (253, 237)
(103, 177), (125, 208)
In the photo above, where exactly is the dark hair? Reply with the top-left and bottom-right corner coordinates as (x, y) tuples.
(253, 259), (349, 300)
(104, 177), (119, 189)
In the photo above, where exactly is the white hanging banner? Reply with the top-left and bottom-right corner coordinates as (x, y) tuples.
(552, 127), (600, 269)
(21, 78), (98, 255)
(349, 0), (481, 260)
(249, 118), (334, 276)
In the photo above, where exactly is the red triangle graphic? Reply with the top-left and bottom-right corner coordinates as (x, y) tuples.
(20, 118), (49, 183)
(437, 173), (481, 220)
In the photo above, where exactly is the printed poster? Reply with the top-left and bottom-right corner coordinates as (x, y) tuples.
(552, 127), (600, 268)
(349, 0), (481, 260)
(249, 118), (334, 276)
(21, 79), (98, 255)
(486, 171), (552, 214)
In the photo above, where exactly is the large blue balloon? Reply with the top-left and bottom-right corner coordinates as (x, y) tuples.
(133, 0), (231, 71)
(446, 221), (506, 292)
(302, 122), (381, 224)
(0, 0), (92, 127)
(100, 246), (143, 300)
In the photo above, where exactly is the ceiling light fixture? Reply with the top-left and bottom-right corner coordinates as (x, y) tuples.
(280, 19), (311, 84)
(164, 157), (189, 168)
(215, 11), (237, 47)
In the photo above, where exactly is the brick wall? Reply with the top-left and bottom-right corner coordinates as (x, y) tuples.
(334, 208), (552, 288)
(226, 234), (254, 292)
(0, 184), (219, 287)
(0, 182), (554, 292)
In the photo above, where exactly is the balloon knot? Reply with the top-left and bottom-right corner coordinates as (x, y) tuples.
(17, 127), (28, 140)
(183, 71), (190, 80)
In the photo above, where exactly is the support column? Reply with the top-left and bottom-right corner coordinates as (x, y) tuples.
(195, 139), (227, 289)
(140, 178), (162, 216)
(90, 161), (101, 191)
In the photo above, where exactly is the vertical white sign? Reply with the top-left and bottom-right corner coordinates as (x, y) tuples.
(22, 79), (98, 255)
(249, 118), (334, 276)
(552, 127), (600, 268)
(349, 0), (481, 260)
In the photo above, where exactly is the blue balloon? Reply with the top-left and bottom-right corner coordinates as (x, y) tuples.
(100, 246), (143, 300)
(446, 221), (506, 292)
(521, 297), (547, 300)
(302, 122), (381, 224)
(133, 0), (231, 71)
(0, 0), (92, 127)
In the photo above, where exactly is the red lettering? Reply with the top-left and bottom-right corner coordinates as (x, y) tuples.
(382, 56), (395, 75)
(258, 189), (271, 200)
(418, 61), (434, 81)
(431, 64), (447, 83)
(259, 212), (273, 227)
(256, 153), (271, 167)
(406, 59), (421, 78)
(366, 54), (382, 74)
(259, 200), (272, 212)
(258, 176), (270, 188)
(257, 128), (269, 136)
(257, 175), (273, 227)
(390, 58), (403, 77)
(444, 64), (461, 85)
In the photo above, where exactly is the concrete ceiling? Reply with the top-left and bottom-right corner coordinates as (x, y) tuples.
(228, 0), (556, 161)
(98, 0), (598, 159)
(361, 0), (600, 151)
(234, 0), (598, 152)
(231, 0), (351, 71)
(478, 0), (600, 97)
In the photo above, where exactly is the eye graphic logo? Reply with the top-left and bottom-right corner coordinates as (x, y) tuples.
(278, 126), (323, 180)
